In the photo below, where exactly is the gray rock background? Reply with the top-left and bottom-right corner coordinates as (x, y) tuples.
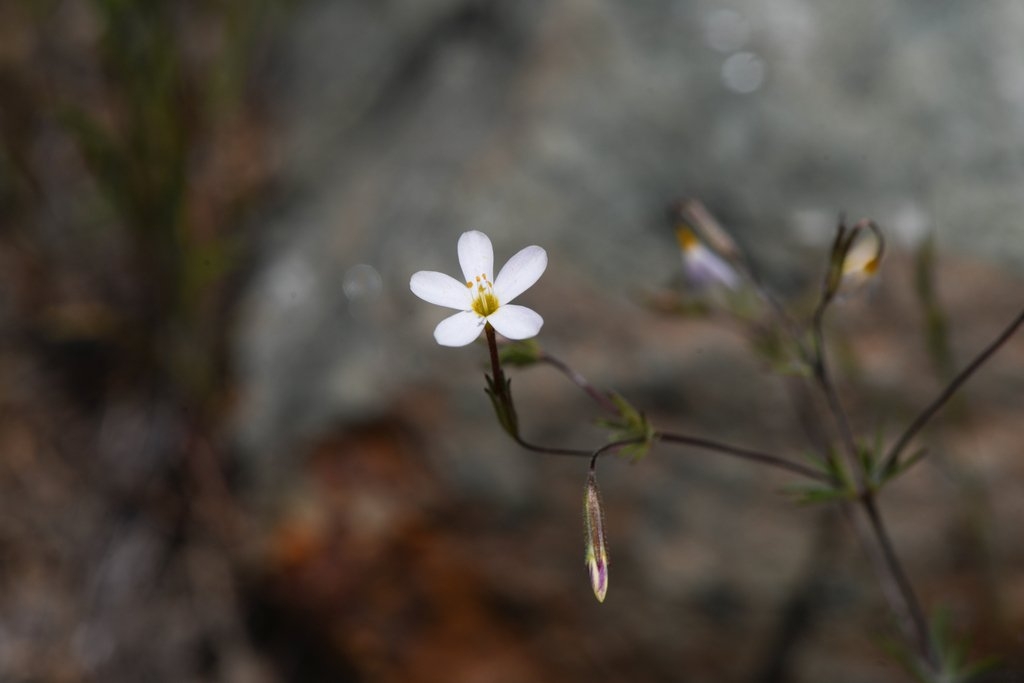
(223, 2), (1024, 679)
(235, 0), (1024, 462)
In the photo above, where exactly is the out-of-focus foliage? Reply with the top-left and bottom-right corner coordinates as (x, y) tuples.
(3, 0), (284, 410)
(0, 2), (289, 681)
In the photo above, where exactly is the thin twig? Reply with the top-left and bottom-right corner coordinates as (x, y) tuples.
(488, 323), (829, 480)
(746, 268), (813, 364)
(514, 430), (830, 482)
(511, 435), (593, 458)
(860, 496), (937, 667)
(486, 325), (591, 457)
(805, 231), (939, 671)
(590, 437), (648, 468)
(655, 431), (830, 483)
(811, 304), (866, 491)
(882, 306), (1024, 473)
(540, 352), (619, 414)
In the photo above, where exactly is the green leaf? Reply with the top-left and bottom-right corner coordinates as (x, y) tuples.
(595, 392), (655, 461)
(785, 450), (856, 504)
(885, 607), (999, 683)
(879, 447), (929, 485)
(499, 339), (542, 367)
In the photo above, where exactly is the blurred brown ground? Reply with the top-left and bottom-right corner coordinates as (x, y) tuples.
(3, 237), (1024, 682)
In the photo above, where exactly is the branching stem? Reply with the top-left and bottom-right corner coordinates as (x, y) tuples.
(808, 265), (937, 673)
(485, 327), (828, 482)
(882, 306), (1024, 473)
(860, 496), (937, 667)
(811, 304), (865, 491)
(540, 352), (620, 414)
(655, 431), (830, 483)
(480, 279), (1024, 676)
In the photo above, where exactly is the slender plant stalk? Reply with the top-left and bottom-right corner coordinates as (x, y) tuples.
(810, 301), (937, 671)
(485, 288), (1022, 675)
(860, 497), (937, 667)
(511, 435), (593, 458)
(590, 437), (647, 468)
(882, 306), (1024, 473)
(811, 305), (866, 491)
(485, 326), (828, 482)
(485, 323), (506, 389)
(722, 215), (940, 672)
(540, 352), (620, 414)
(485, 324), (591, 457)
(681, 213), (1004, 673)
(655, 431), (830, 483)
(736, 258), (813, 364)
(809, 296), (946, 673)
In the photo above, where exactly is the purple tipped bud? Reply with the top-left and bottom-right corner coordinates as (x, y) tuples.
(584, 470), (609, 603)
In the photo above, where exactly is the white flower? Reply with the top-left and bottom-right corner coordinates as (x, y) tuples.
(675, 227), (740, 290)
(410, 231), (548, 347)
(838, 228), (882, 294)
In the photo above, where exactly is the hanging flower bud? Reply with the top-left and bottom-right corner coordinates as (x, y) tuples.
(584, 468), (609, 603)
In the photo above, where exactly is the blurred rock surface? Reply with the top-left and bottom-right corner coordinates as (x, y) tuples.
(235, 0), (1024, 465)
(227, 2), (1024, 679)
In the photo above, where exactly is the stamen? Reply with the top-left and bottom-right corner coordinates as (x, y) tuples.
(675, 227), (699, 252)
(470, 274), (500, 317)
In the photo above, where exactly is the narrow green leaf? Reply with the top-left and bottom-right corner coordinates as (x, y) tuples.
(499, 339), (542, 367)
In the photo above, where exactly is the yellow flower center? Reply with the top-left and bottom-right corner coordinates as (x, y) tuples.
(467, 274), (500, 317)
(674, 226), (698, 252)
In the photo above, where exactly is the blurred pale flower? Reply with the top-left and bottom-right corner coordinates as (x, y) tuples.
(839, 228), (883, 293)
(584, 470), (609, 603)
(675, 227), (740, 290)
(410, 231), (547, 347)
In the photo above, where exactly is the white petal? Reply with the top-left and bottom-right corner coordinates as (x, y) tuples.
(458, 231), (494, 282)
(683, 245), (739, 290)
(410, 271), (471, 309)
(434, 310), (485, 347)
(487, 304), (543, 340)
(842, 232), (881, 275)
(493, 245), (547, 304)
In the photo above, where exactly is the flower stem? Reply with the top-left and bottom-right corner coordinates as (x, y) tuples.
(858, 496), (937, 668)
(811, 303), (866, 492)
(655, 431), (831, 483)
(484, 323), (506, 392)
(590, 437), (648, 469)
(511, 434), (592, 458)
(534, 353), (828, 481)
(810, 284), (938, 673)
(882, 306), (1024, 474)
(484, 324), (591, 457)
(484, 328), (828, 480)
(540, 352), (620, 415)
